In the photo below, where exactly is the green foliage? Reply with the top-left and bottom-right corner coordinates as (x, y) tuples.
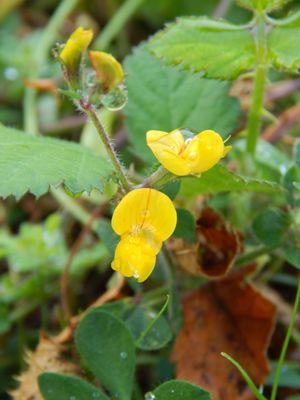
(237, 0), (292, 11)
(283, 242), (300, 269)
(148, 17), (255, 80)
(0, 124), (113, 198)
(173, 208), (196, 243)
(101, 299), (173, 351)
(38, 373), (109, 400)
(151, 380), (211, 400)
(252, 208), (290, 246)
(127, 303), (172, 350)
(180, 164), (283, 198)
(75, 310), (136, 400)
(268, 20), (300, 73)
(124, 47), (240, 160)
(267, 362), (300, 388)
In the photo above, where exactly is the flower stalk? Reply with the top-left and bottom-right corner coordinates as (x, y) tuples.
(246, 11), (268, 155)
(80, 100), (131, 193)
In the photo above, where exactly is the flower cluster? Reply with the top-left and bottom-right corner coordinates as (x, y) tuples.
(59, 27), (124, 106)
(60, 28), (232, 283)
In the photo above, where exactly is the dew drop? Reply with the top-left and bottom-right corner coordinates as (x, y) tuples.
(120, 351), (127, 359)
(145, 392), (156, 400)
(133, 271), (139, 279)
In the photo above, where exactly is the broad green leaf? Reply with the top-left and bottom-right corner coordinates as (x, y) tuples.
(173, 208), (196, 243)
(237, 0), (291, 11)
(100, 300), (172, 351)
(150, 380), (211, 400)
(268, 17), (300, 73)
(252, 208), (290, 246)
(148, 17), (255, 79)
(160, 180), (181, 200)
(75, 310), (135, 400)
(124, 47), (240, 161)
(180, 164), (283, 198)
(38, 372), (109, 400)
(126, 303), (172, 350)
(283, 242), (300, 269)
(283, 165), (300, 206)
(0, 124), (113, 198)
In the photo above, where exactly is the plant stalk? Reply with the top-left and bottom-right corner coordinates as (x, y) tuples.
(24, 0), (79, 135)
(270, 274), (300, 400)
(246, 12), (268, 155)
(82, 102), (131, 193)
(94, 0), (146, 50)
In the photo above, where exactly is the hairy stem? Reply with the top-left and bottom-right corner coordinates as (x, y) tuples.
(270, 274), (300, 400)
(94, 0), (146, 50)
(246, 12), (268, 155)
(82, 102), (131, 193)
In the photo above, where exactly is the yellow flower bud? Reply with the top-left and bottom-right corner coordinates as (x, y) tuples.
(111, 188), (177, 282)
(89, 51), (124, 92)
(60, 27), (93, 80)
(147, 129), (231, 176)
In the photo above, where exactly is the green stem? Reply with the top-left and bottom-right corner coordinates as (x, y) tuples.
(83, 103), (131, 193)
(134, 295), (169, 347)
(270, 274), (300, 400)
(221, 353), (267, 400)
(24, 0), (79, 134)
(236, 244), (278, 266)
(141, 166), (171, 188)
(246, 12), (268, 155)
(94, 0), (146, 50)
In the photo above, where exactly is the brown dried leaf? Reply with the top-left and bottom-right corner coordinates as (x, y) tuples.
(172, 266), (276, 400)
(171, 207), (242, 278)
(10, 333), (82, 400)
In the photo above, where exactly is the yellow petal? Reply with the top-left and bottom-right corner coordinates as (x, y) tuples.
(89, 51), (124, 91)
(60, 27), (93, 72)
(111, 234), (158, 282)
(146, 130), (191, 175)
(111, 188), (177, 242)
(184, 130), (225, 174)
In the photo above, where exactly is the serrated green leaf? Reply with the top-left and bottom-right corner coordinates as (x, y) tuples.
(237, 0), (291, 11)
(124, 47), (240, 161)
(148, 17), (255, 79)
(38, 372), (109, 400)
(75, 310), (135, 400)
(0, 124), (113, 198)
(252, 207), (290, 246)
(151, 380), (211, 400)
(268, 16), (300, 73)
(180, 164), (283, 197)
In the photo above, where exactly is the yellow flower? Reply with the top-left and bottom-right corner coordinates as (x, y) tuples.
(60, 27), (93, 77)
(146, 129), (232, 176)
(89, 51), (124, 92)
(111, 188), (177, 282)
